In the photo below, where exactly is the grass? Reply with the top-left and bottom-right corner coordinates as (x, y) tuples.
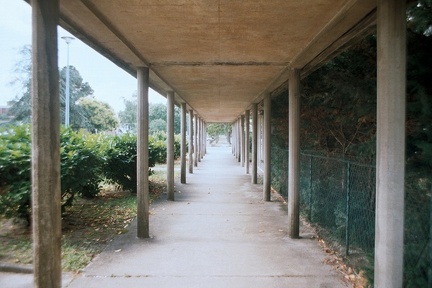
(0, 165), (167, 272)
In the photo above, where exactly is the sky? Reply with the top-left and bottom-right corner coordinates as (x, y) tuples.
(0, 0), (166, 114)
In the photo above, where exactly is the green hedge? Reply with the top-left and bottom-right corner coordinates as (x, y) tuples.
(0, 125), (182, 221)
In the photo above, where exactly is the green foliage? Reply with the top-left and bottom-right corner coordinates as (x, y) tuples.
(60, 128), (106, 205)
(7, 45), (95, 129)
(148, 131), (183, 163)
(207, 123), (232, 138)
(0, 125), (178, 220)
(104, 133), (141, 194)
(118, 96), (137, 133)
(0, 125), (31, 220)
(118, 99), (182, 135)
(78, 98), (118, 132)
(149, 118), (166, 134)
(407, 0), (432, 36)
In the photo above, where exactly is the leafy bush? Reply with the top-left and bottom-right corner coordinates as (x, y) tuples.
(0, 125), (183, 220)
(60, 128), (106, 205)
(104, 133), (158, 193)
(0, 125), (32, 220)
(148, 131), (183, 163)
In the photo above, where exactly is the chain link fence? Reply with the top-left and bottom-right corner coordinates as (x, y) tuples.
(271, 146), (431, 287)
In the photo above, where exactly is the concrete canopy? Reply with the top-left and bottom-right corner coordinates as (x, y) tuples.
(58, 0), (376, 122)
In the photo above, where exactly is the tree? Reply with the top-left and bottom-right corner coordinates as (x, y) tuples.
(8, 45), (94, 128)
(119, 101), (181, 134)
(78, 98), (118, 132)
(207, 123), (232, 143)
(7, 45), (32, 123)
(149, 103), (181, 134)
(118, 95), (137, 132)
(149, 118), (166, 134)
(59, 65), (94, 129)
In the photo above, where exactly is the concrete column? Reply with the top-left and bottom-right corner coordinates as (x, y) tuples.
(194, 114), (198, 167)
(166, 91), (175, 201)
(251, 103), (258, 184)
(180, 103), (187, 183)
(288, 68), (301, 239)
(263, 93), (271, 201)
(31, 1), (61, 286)
(197, 117), (202, 162)
(137, 67), (150, 239)
(233, 121), (237, 156)
(237, 118), (241, 162)
(374, 1), (406, 287)
(204, 122), (207, 155)
(188, 109), (194, 173)
(201, 120), (205, 159)
(232, 123), (235, 155)
(206, 123), (208, 154)
(241, 115), (245, 167)
(245, 110), (250, 174)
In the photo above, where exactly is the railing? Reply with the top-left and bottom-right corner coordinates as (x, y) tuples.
(271, 146), (431, 287)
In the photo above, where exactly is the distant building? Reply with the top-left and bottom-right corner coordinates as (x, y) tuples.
(0, 106), (9, 116)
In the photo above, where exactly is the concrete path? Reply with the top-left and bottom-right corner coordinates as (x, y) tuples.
(66, 146), (347, 288)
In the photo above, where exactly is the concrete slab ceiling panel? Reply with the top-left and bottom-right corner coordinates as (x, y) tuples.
(58, 0), (376, 122)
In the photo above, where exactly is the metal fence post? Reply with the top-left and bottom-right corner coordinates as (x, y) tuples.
(309, 155), (313, 222)
(345, 160), (351, 256)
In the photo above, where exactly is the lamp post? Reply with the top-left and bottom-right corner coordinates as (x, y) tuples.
(61, 36), (74, 126)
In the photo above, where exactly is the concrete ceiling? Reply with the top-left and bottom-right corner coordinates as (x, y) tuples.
(58, 0), (377, 122)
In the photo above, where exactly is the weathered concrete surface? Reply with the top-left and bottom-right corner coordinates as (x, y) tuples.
(0, 272), (74, 288)
(58, 1), (376, 122)
(66, 146), (347, 288)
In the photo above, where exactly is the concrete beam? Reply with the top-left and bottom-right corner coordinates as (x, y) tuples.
(374, 0), (406, 287)
(166, 91), (175, 201)
(137, 67), (150, 239)
(263, 93), (271, 201)
(245, 110), (250, 174)
(251, 103), (258, 184)
(31, 1), (61, 286)
(180, 103), (187, 183)
(288, 68), (301, 239)
(188, 109), (194, 173)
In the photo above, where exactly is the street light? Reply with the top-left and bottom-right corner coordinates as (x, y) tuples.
(61, 36), (75, 126)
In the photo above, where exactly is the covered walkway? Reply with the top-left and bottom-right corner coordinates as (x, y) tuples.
(66, 146), (346, 288)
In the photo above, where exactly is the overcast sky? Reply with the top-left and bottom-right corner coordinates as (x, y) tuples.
(0, 0), (166, 114)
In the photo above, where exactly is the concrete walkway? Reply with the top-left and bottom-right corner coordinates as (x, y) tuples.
(66, 146), (347, 288)
(0, 146), (347, 287)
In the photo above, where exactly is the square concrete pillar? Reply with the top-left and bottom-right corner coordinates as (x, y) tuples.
(166, 91), (175, 200)
(137, 67), (150, 238)
(251, 103), (258, 184)
(180, 103), (187, 183)
(31, 1), (61, 286)
(245, 110), (250, 174)
(374, 0), (406, 287)
(288, 68), (301, 239)
(263, 93), (271, 201)
(189, 109), (194, 173)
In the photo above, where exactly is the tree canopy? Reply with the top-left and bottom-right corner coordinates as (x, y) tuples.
(78, 98), (118, 133)
(118, 99), (181, 134)
(7, 45), (118, 132)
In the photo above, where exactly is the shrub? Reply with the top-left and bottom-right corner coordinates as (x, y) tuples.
(104, 133), (157, 193)
(0, 125), (32, 220)
(60, 128), (106, 205)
